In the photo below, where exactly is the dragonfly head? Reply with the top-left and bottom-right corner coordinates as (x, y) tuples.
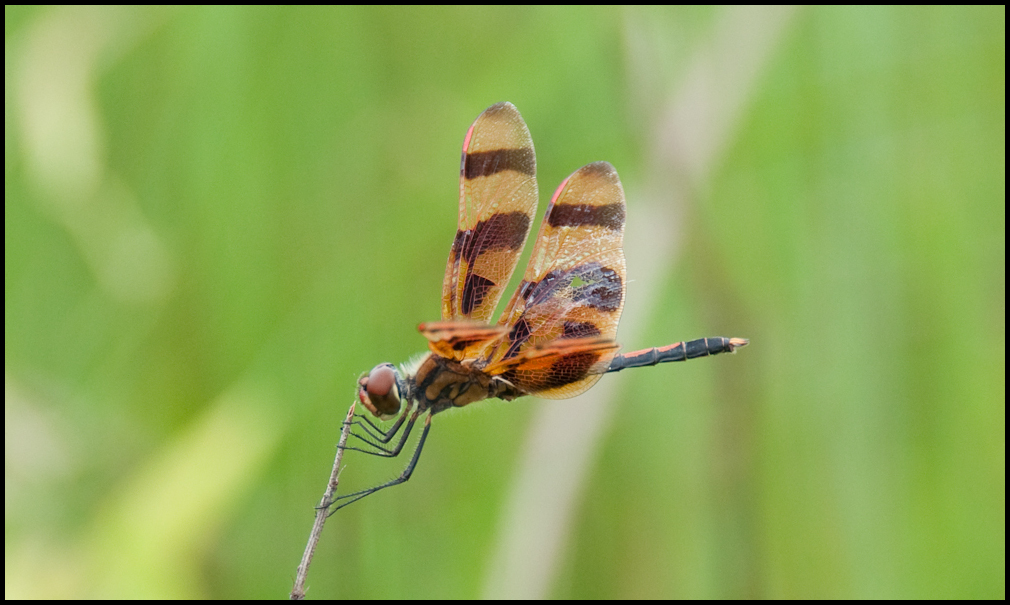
(357, 363), (402, 420)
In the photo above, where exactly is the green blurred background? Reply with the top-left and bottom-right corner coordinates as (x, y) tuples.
(5, 6), (1004, 599)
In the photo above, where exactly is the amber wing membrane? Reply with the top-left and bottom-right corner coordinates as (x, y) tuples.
(441, 102), (539, 347)
(418, 321), (508, 360)
(482, 161), (627, 399)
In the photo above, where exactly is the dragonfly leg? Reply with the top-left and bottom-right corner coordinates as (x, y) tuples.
(328, 413), (433, 514)
(345, 406), (409, 444)
(341, 409), (418, 457)
(347, 404), (410, 446)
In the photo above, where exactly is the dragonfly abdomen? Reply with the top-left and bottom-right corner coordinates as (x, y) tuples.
(607, 337), (748, 373)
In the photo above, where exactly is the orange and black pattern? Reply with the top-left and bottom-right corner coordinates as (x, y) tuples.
(441, 102), (539, 341)
(427, 103), (742, 402)
(418, 321), (506, 360)
(481, 161), (628, 399)
(337, 102), (746, 514)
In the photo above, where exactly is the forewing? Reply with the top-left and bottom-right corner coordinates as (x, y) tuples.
(418, 321), (507, 360)
(483, 161), (627, 398)
(442, 102), (539, 331)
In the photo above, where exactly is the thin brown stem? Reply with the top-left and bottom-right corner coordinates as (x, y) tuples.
(290, 402), (356, 600)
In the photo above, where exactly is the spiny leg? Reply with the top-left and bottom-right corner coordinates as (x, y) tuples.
(328, 412), (433, 514)
(342, 409), (419, 457)
(346, 406), (409, 444)
(347, 414), (393, 441)
(607, 337), (749, 373)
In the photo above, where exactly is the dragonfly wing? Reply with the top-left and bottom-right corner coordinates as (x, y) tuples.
(483, 161), (627, 399)
(441, 102), (539, 341)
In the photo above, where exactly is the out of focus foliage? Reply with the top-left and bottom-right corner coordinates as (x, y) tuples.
(5, 6), (1003, 599)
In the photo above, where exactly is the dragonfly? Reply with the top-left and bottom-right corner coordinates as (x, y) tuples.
(330, 102), (748, 512)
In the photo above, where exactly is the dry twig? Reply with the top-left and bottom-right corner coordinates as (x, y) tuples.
(290, 402), (356, 599)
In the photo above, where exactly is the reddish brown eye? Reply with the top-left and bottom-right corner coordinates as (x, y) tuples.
(367, 365), (395, 398)
(359, 363), (401, 420)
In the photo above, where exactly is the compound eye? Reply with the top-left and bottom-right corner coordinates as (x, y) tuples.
(359, 363), (401, 419)
(366, 365), (396, 399)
